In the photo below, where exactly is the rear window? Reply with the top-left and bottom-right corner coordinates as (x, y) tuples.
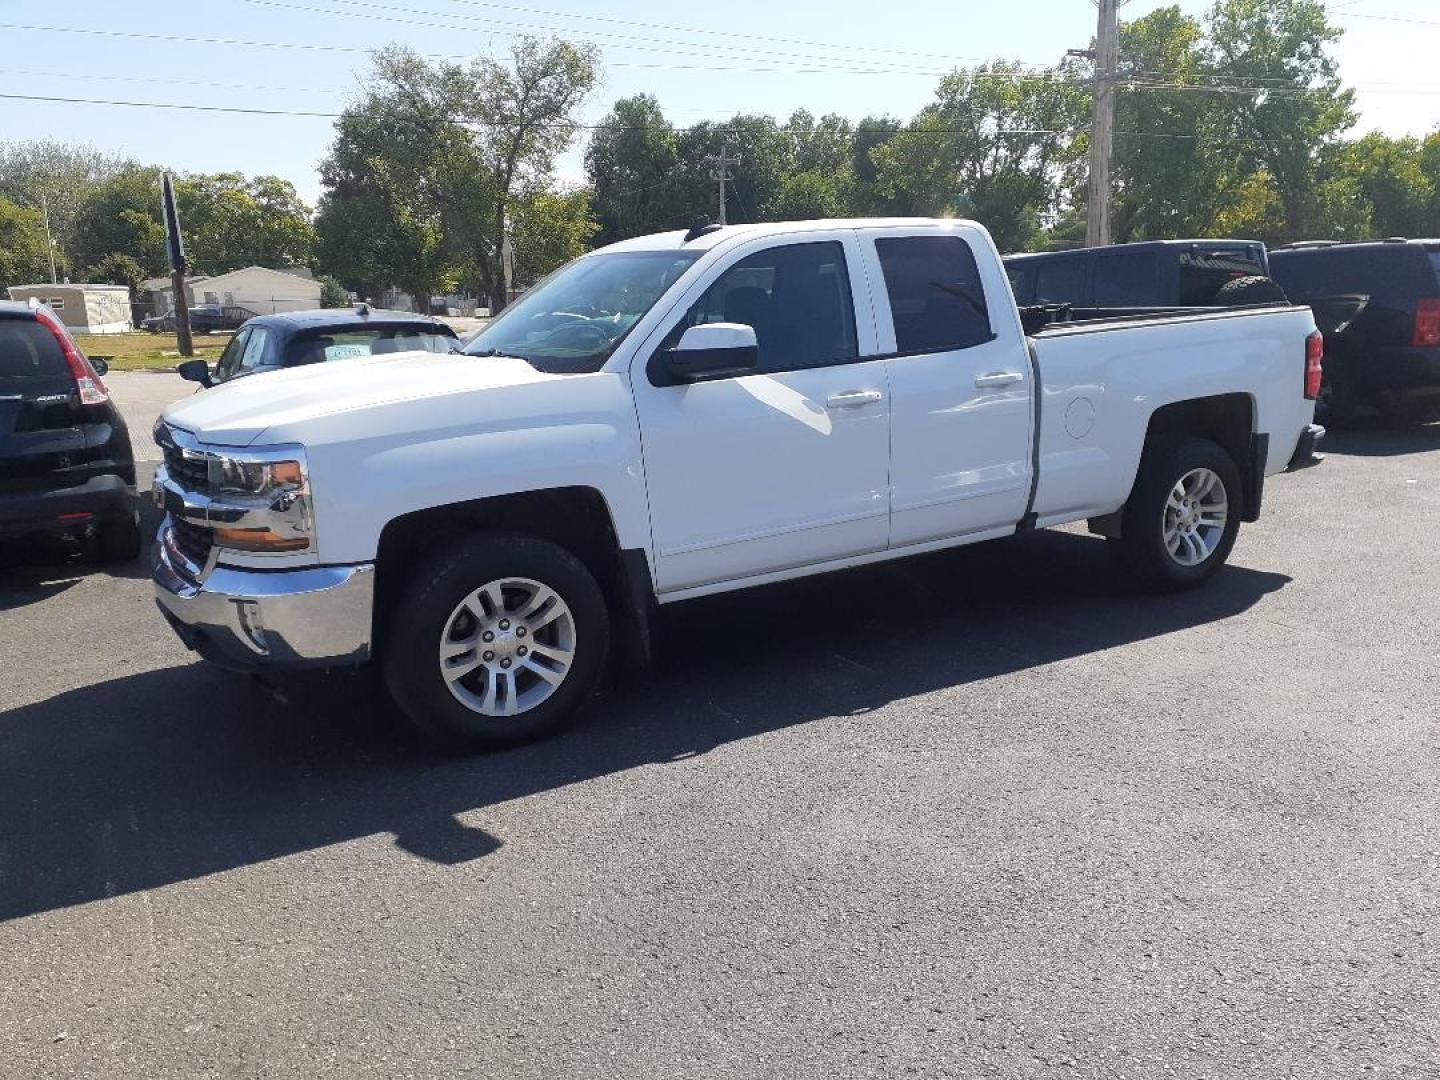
(1179, 247), (1267, 305)
(283, 327), (455, 367)
(0, 318), (68, 380)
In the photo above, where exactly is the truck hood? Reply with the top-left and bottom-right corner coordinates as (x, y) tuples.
(161, 351), (554, 446)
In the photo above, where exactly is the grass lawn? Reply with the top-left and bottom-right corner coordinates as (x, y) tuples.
(75, 332), (227, 372)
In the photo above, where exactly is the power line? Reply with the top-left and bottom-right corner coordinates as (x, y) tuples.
(0, 22), (954, 76)
(249, 0), (993, 74)
(428, 0), (1016, 65)
(0, 90), (1363, 149)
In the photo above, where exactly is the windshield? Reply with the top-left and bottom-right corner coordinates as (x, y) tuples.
(464, 250), (702, 373)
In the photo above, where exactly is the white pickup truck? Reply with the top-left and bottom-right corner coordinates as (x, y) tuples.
(152, 218), (1325, 749)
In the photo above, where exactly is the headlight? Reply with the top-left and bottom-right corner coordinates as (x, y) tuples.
(205, 448), (313, 553)
(208, 456), (305, 500)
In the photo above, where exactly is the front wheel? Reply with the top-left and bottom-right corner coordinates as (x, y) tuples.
(383, 533), (610, 751)
(1114, 436), (1242, 591)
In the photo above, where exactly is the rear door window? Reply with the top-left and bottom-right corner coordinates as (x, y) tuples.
(0, 318), (69, 380)
(875, 235), (994, 353)
(1094, 252), (1160, 306)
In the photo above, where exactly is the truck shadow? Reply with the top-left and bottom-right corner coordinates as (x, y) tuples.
(0, 530), (1290, 922)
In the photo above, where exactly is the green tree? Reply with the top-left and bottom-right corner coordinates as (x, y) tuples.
(586, 94), (689, 245)
(318, 274), (349, 308)
(0, 197), (51, 293)
(872, 61), (1089, 252)
(1204, 0), (1355, 241)
(1330, 133), (1434, 239)
(509, 187), (597, 285)
(176, 173), (316, 274)
(1111, 6), (1232, 241)
(84, 252), (147, 296)
(317, 38), (598, 312)
(849, 116), (907, 214)
(71, 165), (167, 276)
(678, 115), (796, 224)
(463, 37), (599, 311)
(316, 48), (476, 308)
(0, 140), (130, 277)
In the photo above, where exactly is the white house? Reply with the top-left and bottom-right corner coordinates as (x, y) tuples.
(145, 266), (321, 315)
(6, 283), (132, 333)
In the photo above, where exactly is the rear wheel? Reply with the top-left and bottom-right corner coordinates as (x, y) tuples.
(383, 533), (610, 751)
(1115, 436), (1242, 591)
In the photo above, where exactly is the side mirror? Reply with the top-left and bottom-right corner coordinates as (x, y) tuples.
(176, 358), (214, 388)
(89, 357), (109, 377)
(659, 323), (759, 383)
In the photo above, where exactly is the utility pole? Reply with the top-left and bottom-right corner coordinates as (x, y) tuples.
(160, 172), (194, 358)
(702, 148), (741, 225)
(1085, 0), (1119, 248)
(39, 195), (58, 284)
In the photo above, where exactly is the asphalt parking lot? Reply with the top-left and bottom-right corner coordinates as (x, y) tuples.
(2, 376), (1439, 1078)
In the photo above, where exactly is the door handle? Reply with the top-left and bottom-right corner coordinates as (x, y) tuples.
(974, 371), (1025, 388)
(825, 389), (884, 409)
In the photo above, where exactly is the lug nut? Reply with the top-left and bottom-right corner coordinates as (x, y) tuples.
(517, 646), (528, 657)
(500, 658), (511, 669)
(483, 650), (495, 661)
(482, 631), (495, 642)
(515, 626), (526, 637)
(499, 619), (510, 630)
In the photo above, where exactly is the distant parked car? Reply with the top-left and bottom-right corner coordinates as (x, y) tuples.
(0, 300), (140, 560)
(1269, 239), (1440, 424)
(1004, 239), (1285, 309)
(177, 306), (459, 388)
(142, 304), (255, 334)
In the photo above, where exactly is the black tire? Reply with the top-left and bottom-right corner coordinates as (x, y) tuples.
(1213, 275), (1288, 306)
(95, 510), (143, 562)
(1115, 435), (1242, 591)
(382, 532), (610, 752)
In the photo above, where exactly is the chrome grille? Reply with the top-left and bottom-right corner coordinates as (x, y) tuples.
(162, 444), (209, 491)
(170, 516), (213, 570)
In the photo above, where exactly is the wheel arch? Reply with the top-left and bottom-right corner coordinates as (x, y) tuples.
(1091, 392), (1261, 537)
(372, 486), (655, 669)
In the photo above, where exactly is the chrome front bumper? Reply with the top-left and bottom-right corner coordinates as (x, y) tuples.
(153, 520), (374, 670)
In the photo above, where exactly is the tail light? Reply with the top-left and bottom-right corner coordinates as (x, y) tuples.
(1414, 298), (1440, 347)
(33, 306), (108, 405)
(1304, 331), (1323, 400)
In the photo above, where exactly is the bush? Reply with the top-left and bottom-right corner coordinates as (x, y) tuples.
(318, 274), (349, 308)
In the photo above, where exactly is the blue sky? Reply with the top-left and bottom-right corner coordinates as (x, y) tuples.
(1, 0), (1436, 205)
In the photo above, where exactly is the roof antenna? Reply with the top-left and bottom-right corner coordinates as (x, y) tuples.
(684, 216), (723, 243)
